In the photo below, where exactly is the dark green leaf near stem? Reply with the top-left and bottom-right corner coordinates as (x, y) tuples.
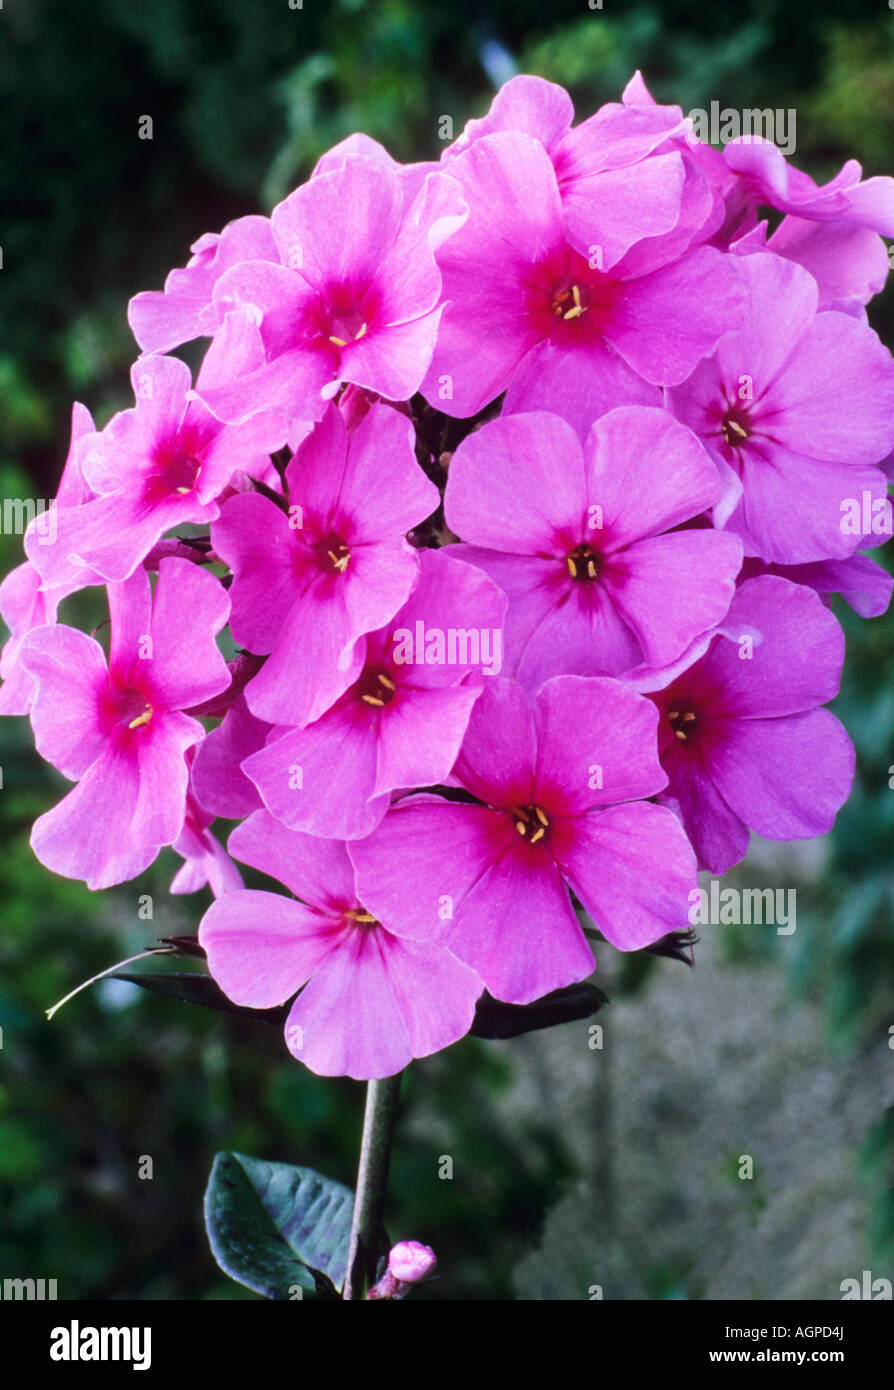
(114, 971), (609, 1038)
(204, 1151), (353, 1299)
(470, 983), (608, 1039)
(113, 970), (290, 1025)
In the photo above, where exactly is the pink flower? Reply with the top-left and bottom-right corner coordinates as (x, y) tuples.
(444, 74), (700, 270)
(421, 128), (744, 437)
(352, 676), (697, 1005)
(2, 72), (884, 1084)
(170, 781), (245, 898)
(0, 403), (99, 714)
(623, 71), (894, 245)
(242, 548), (506, 839)
(0, 563), (55, 716)
(722, 136), (894, 239)
(191, 694), (269, 820)
(213, 402), (439, 728)
(20, 558), (231, 888)
(28, 345), (286, 586)
(198, 811), (482, 1079)
(741, 216), (890, 314)
(444, 407), (742, 687)
(667, 252), (894, 562)
(195, 157), (467, 425)
(127, 214), (279, 354)
(739, 552), (893, 620)
(646, 576), (855, 874)
(311, 132), (439, 197)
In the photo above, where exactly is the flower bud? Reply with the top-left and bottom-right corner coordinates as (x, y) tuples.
(367, 1241), (437, 1299)
(388, 1241), (437, 1284)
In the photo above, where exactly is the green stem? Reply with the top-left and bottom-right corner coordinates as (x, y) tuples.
(342, 1072), (403, 1300)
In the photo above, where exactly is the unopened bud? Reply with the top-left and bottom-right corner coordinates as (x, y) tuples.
(367, 1241), (437, 1299)
(388, 1241), (437, 1283)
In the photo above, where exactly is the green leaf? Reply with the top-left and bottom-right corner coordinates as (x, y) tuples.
(470, 982), (607, 1039)
(204, 1152), (354, 1300)
(113, 971), (289, 1026)
(116, 969), (608, 1044)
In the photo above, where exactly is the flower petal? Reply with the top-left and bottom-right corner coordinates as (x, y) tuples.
(553, 801), (697, 950)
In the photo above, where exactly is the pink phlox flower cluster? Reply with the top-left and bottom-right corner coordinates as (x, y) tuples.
(4, 72), (892, 1077)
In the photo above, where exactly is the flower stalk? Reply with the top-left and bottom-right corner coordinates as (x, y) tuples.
(343, 1071), (403, 1300)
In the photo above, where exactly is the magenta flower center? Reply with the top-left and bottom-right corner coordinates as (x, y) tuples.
(314, 289), (369, 349)
(527, 248), (619, 341)
(551, 283), (588, 321)
(345, 906), (379, 928)
(720, 407), (751, 450)
(313, 533), (352, 574)
(327, 314), (368, 348)
(147, 446), (203, 501)
(667, 706), (698, 742)
(565, 543), (601, 582)
(109, 686), (155, 732)
(512, 803), (550, 845)
(356, 668), (398, 709)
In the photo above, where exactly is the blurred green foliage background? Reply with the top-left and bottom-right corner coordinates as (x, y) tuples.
(1, 0), (893, 1300)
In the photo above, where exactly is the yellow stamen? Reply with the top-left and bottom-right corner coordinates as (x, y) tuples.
(675, 729), (688, 742)
(563, 284), (585, 320)
(514, 804), (550, 843)
(378, 673), (396, 691)
(175, 461), (201, 495)
(329, 322), (368, 348)
(722, 417), (749, 447)
(566, 543), (601, 584)
(128, 706), (153, 730)
(682, 712), (696, 723)
(361, 694), (386, 707)
(668, 710), (679, 720)
(328, 548), (350, 573)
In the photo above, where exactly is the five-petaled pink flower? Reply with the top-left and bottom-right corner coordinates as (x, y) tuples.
(20, 558), (231, 888)
(28, 346), (285, 586)
(352, 676), (697, 1005)
(196, 156), (467, 425)
(199, 810), (483, 1079)
(422, 128), (744, 437)
(667, 252), (894, 562)
(242, 547), (506, 839)
(0, 403), (99, 715)
(445, 407), (742, 687)
(213, 401), (439, 728)
(644, 575), (855, 874)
